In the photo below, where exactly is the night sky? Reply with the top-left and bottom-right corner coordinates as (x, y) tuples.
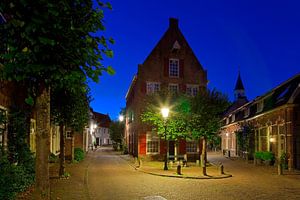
(89, 0), (300, 120)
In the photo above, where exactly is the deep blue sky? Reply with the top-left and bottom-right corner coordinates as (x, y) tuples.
(89, 0), (300, 120)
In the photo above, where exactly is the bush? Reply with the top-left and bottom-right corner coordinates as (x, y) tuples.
(49, 153), (58, 163)
(74, 148), (85, 162)
(255, 151), (274, 161)
(0, 155), (35, 200)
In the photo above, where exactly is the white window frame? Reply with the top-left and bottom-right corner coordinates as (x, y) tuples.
(168, 83), (179, 93)
(257, 101), (264, 113)
(146, 82), (160, 94)
(169, 58), (179, 77)
(186, 141), (197, 153)
(231, 114), (235, 122)
(186, 84), (199, 96)
(146, 132), (160, 154)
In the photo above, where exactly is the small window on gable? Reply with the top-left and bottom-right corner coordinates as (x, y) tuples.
(257, 101), (264, 113)
(147, 82), (160, 94)
(169, 59), (179, 77)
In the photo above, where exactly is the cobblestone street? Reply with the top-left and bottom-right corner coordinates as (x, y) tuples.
(49, 147), (300, 200)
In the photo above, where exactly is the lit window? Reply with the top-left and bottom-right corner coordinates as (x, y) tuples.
(147, 82), (160, 94)
(146, 132), (159, 154)
(30, 119), (36, 153)
(257, 101), (264, 113)
(168, 84), (178, 93)
(186, 141), (197, 153)
(169, 59), (179, 77)
(186, 85), (199, 96)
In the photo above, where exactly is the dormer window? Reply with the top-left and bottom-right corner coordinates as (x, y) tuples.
(244, 108), (250, 118)
(257, 101), (264, 113)
(226, 117), (229, 125)
(231, 114), (235, 122)
(169, 59), (179, 77)
(186, 84), (199, 96)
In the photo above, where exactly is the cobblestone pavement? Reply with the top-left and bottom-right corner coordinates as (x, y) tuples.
(49, 147), (300, 200)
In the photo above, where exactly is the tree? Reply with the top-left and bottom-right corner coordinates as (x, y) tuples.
(0, 1), (114, 198)
(51, 80), (91, 177)
(236, 123), (255, 160)
(109, 120), (125, 151)
(189, 89), (230, 175)
(141, 91), (190, 169)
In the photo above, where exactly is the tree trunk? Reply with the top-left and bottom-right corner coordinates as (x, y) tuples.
(34, 86), (50, 199)
(59, 124), (65, 177)
(201, 137), (207, 176)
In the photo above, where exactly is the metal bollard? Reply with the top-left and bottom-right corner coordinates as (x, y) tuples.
(219, 164), (224, 175)
(177, 162), (182, 175)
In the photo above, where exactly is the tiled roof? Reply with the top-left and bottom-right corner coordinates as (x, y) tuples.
(93, 111), (111, 128)
(223, 73), (300, 124)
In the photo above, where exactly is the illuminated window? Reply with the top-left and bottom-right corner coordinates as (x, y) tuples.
(146, 132), (159, 154)
(186, 141), (197, 153)
(147, 82), (160, 94)
(30, 119), (36, 153)
(231, 114), (235, 122)
(186, 85), (199, 96)
(169, 59), (179, 77)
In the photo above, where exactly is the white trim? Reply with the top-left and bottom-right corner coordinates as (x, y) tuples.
(169, 58), (179, 78)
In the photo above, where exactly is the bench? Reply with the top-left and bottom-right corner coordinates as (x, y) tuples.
(168, 155), (187, 166)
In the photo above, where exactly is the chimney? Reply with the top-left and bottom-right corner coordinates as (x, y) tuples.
(169, 18), (178, 28)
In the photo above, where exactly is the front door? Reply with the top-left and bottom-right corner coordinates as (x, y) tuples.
(169, 141), (175, 157)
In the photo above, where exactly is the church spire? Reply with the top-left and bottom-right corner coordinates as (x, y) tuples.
(234, 71), (246, 100)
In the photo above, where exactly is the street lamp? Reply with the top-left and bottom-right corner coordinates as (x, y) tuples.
(119, 115), (124, 122)
(161, 107), (169, 170)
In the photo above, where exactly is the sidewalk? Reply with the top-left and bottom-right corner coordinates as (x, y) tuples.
(120, 153), (232, 179)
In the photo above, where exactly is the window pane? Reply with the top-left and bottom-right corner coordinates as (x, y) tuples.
(169, 59), (179, 77)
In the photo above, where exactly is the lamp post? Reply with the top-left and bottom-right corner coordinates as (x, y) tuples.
(161, 107), (169, 170)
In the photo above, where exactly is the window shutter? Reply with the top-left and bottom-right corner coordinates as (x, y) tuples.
(179, 59), (184, 78)
(141, 82), (146, 93)
(180, 84), (186, 93)
(164, 58), (169, 77)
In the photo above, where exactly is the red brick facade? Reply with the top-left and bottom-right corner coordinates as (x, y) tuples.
(125, 18), (207, 161)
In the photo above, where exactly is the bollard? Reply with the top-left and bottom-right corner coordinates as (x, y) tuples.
(177, 162), (182, 175)
(219, 164), (224, 175)
(278, 163), (283, 175)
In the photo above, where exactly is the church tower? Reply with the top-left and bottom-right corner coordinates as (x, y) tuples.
(234, 71), (246, 101)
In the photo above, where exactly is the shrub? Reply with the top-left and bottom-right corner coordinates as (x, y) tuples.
(49, 153), (58, 163)
(74, 148), (85, 162)
(255, 151), (274, 161)
(280, 152), (288, 169)
(0, 155), (35, 200)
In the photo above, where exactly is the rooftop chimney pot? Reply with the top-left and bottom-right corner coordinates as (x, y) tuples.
(169, 18), (178, 28)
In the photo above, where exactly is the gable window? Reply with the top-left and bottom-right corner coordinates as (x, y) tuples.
(146, 132), (159, 154)
(169, 59), (179, 77)
(226, 117), (229, 125)
(168, 84), (178, 93)
(257, 101), (264, 113)
(186, 85), (199, 96)
(147, 82), (160, 94)
(186, 141), (197, 153)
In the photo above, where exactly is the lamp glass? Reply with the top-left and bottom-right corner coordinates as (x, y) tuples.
(161, 108), (169, 119)
(119, 115), (124, 122)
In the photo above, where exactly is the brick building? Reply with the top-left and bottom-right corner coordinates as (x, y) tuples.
(220, 73), (300, 170)
(125, 18), (208, 160)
